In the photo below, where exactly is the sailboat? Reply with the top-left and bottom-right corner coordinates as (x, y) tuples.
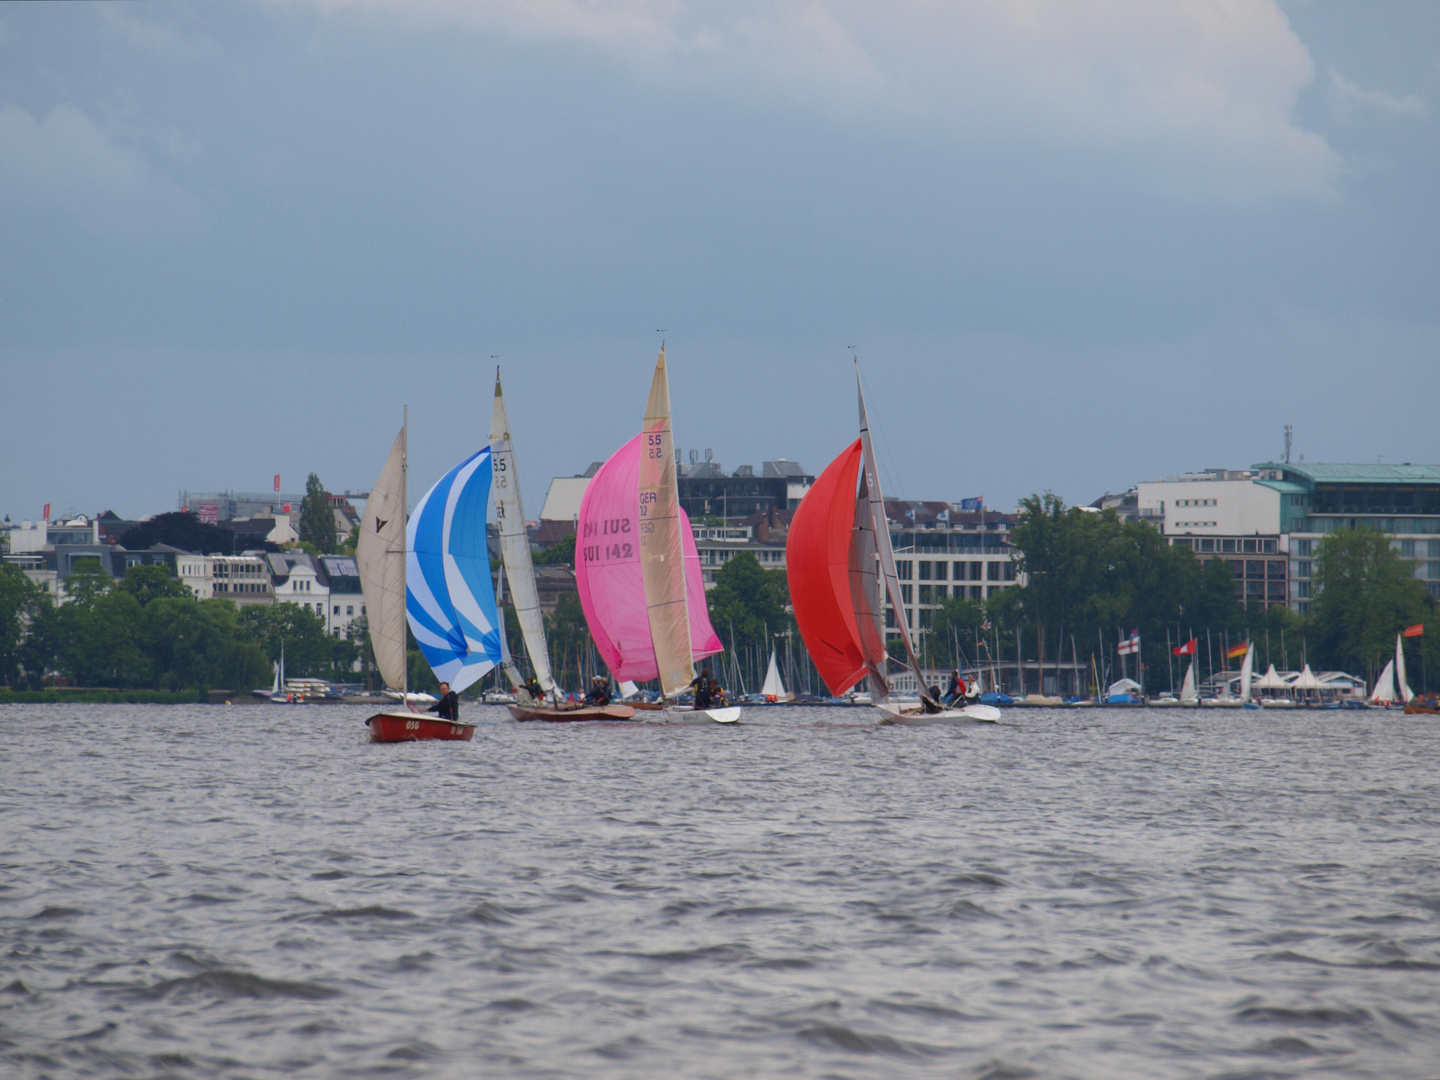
(1239, 643), (1258, 709)
(1369, 658), (1397, 704)
(574, 347), (740, 723)
(1395, 632), (1415, 704)
(487, 370), (635, 722)
(356, 415), (478, 742)
(760, 650), (792, 702)
(787, 362), (999, 725)
(1179, 659), (1198, 705)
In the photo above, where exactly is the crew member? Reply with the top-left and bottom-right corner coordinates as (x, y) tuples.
(689, 668), (716, 709)
(583, 676), (612, 706)
(427, 682), (460, 722)
(522, 675), (544, 703)
(945, 669), (967, 705)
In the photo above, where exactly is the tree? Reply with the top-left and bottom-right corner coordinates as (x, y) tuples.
(533, 533), (575, 566)
(299, 473), (338, 554)
(705, 552), (791, 658)
(0, 565), (44, 687)
(115, 511), (271, 555)
(923, 595), (989, 671)
(1309, 526), (1429, 679)
(235, 603), (332, 677)
(118, 565), (192, 607)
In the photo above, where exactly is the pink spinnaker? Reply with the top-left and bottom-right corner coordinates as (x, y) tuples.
(575, 434), (723, 681)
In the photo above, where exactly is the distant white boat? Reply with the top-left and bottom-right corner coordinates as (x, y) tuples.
(760, 650), (792, 702)
(1370, 658), (1397, 704)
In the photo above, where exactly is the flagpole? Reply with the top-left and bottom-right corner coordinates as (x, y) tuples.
(1167, 627), (1174, 695)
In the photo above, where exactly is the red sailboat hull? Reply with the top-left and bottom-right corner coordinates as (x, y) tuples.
(366, 712), (475, 742)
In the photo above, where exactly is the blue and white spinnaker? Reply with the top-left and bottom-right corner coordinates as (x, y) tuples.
(405, 448), (503, 692)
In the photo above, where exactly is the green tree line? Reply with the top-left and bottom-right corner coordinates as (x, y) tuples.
(0, 564), (363, 692)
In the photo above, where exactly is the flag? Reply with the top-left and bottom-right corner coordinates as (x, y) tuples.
(1173, 638), (1198, 656)
(42, 503), (51, 522)
(1226, 640), (1249, 659)
(282, 502), (292, 514)
(274, 474), (282, 493)
(960, 497), (983, 512)
(1403, 623), (1424, 638)
(1118, 630), (1140, 655)
(937, 509), (949, 522)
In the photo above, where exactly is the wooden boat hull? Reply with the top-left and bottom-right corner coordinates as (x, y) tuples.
(508, 703), (637, 722)
(876, 702), (1000, 725)
(1404, 700), (1440, 715)
(367, 712), (475, 742)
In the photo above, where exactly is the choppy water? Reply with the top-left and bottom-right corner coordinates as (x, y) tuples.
(4, 704), (1440, 1078)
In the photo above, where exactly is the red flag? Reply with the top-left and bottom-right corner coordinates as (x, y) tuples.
(282, 503), (292, 514)
(1226, 640), (1249, 660)
(1404, 623), (1424, 638)
(1172, 638), (1198, 656)
(274, 474), (281, 493)
(42, 503), (51, 522)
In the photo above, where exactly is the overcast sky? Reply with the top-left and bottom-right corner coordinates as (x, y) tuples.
(2, 1), (1437, 522)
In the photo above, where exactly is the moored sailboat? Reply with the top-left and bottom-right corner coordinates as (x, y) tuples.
(787, 363), (998, 725)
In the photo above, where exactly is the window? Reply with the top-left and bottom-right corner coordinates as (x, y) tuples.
(1295, 539), (1312, 556)
(918, 561), (932, 580)
(896, 561), (913, 580)
(1231, 561), (1244, 579)
(918, 585), (933, 604)
(334, 605), (340, 615)
(1171, 538), (1193, 549)
(885, 607), (896, 628)
(1245, 581), (1263, 598)
(1222, 539), (1237, 553)
(1398, 539), (1416, 558)
(987, 562), (1001, 581)
(346, 605), (353, 616)
(1430, 540), (1440, 559)
(1294, 560), (1311, 579)
(1004, 562), (1015, 581)
(934, 561), (947, 580)
(900, 584), (913, 604)
(1263, 540), (1278, 553)
(970, 561), (983, 581)
(970, 586), (984, 600)
(1200, 539), (1215, 553)
(1266, 561), (1285, 580)
(1266, 581), (1285, 600)
(1296, 581), (1311, 598)
(1427, 562), (1440, 581)
(1243, 539), (1258, 554)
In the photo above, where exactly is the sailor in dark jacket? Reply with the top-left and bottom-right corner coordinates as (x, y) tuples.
(427, 682), (460, 721)
(688, 668), (716, 709)
(583, 676), (612, 706)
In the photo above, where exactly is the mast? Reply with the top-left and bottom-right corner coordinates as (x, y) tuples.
(855, 360), (937, 709)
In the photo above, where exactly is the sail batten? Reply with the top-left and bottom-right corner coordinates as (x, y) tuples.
(356, 425), (409, 692)
(491, 371), (555, 693)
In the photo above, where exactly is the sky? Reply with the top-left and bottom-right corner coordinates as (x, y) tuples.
(2, 0), (1438, 523)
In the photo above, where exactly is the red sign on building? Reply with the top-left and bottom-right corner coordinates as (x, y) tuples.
(198, 503), (220, 525)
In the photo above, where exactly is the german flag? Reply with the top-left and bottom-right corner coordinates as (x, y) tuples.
(1226, 640), (1249, 659)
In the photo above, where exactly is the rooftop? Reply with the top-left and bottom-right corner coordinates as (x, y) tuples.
(1253, 462), (1440, 484)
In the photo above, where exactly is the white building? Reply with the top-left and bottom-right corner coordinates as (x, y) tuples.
(270, 553), (330, 625)
(208, 555), (273, 607)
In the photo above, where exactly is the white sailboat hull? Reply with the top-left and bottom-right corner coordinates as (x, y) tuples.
(645, 705), (743, 725)
(876, 702), (1001, 725)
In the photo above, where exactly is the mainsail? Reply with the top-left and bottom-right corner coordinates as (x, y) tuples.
(405, 448), (504, 693)
(761, 650), (787, 698)
(1396, 633), (1415, 702)
(1239, 643), (1254, 704)
(1370, 658), (1396, 703)
(1179, 659), (1197, 704)
(638, 347), (695, 697)
(575, 433), (721, 682)
(491, 370), (555, 693)
(356, 423), (408, 692)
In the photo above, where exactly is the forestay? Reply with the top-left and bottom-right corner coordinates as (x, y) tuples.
(405, 448), (504, 692)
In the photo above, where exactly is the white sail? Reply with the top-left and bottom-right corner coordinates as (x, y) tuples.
(761, 650), (787, 698)
(1180, 659), (1197, 704)
(1239, 643), (1254, 704)
(1370, 659), (1396, 703)
(856, 364), (932, 704)
(356, 422), (408, 692)
(638, 346), (694, 698)
(1396, 633), (1414, 702)
(491, 370), (555, 693)
(618, 680), (640, 701)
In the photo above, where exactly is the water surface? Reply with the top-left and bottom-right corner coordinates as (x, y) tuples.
(3, 703), (1440, 1078)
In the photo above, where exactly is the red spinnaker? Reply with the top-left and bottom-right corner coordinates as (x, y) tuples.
(786, 439), (870, 696)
